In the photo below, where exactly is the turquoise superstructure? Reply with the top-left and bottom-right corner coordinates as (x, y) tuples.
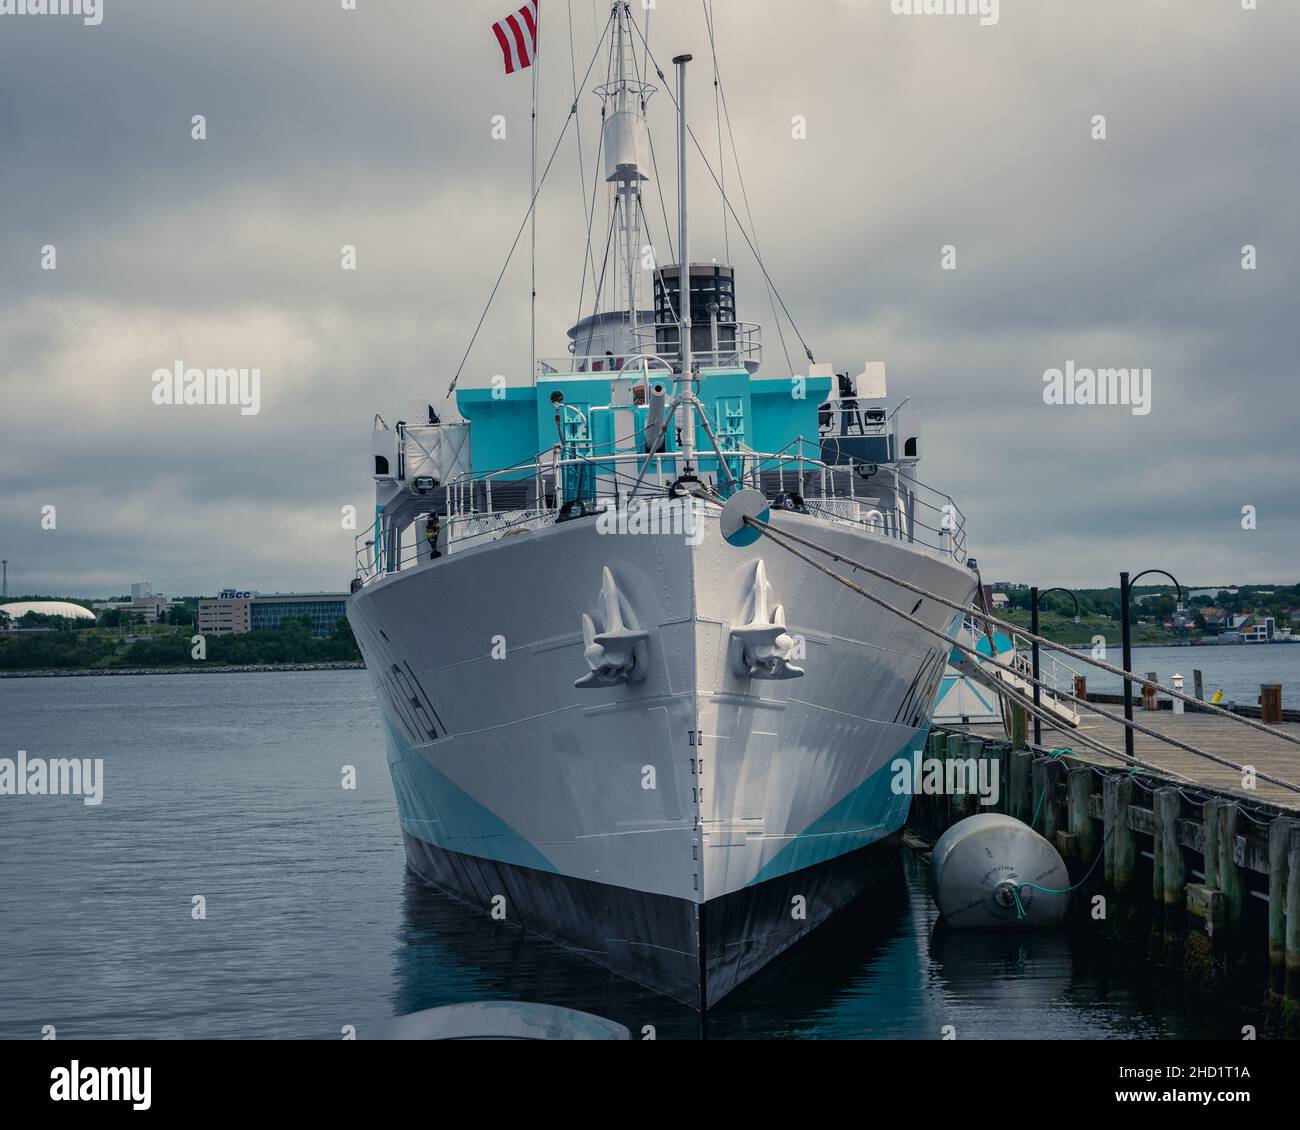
(456, 369), (834, 484)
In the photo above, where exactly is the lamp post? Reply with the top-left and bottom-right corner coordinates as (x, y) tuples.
(1030, 586), (1080, 746)
(1119, 569), (1185, 760)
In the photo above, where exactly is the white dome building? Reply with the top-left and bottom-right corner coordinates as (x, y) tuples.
(0, 600), (97, 622)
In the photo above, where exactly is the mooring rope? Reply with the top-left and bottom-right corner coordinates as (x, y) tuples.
(745, 515), (1300, 752)
(741, 517), (1201, 783)
(745, 516), (1300, 795)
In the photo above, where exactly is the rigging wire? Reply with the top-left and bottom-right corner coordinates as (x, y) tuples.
(567, 0), (599, 300)
(703, 0), (729, 265)
(447, 5), (617, 399)
(635, 194), (679, 326)
(628, 11), (816, 366)
(627, 22), (675, 266)
(701, 3), (793, 378)
(754, 515), (1300, 754)
(578, 207), (620, 357)
(572, 96), (608, 336)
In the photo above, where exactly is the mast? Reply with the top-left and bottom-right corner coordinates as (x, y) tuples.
(602, 2), (649, 342)
(673, 52), (695, 477)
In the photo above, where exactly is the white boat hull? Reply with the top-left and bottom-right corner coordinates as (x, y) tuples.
(348, 505), (976, 1006)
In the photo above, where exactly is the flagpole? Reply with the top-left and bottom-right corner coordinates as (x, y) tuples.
(530, 9), (539, 388)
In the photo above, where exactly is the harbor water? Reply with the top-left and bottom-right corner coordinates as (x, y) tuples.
(1046, 642), (1300, 705)
(0, 669), (1248, 1040)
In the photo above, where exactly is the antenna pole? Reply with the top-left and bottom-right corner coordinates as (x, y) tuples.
(674, 52), (695, 477)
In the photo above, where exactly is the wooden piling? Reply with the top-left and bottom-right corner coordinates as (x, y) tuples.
(1033, 756), (1056, 839)
(945, 733), (962, 829)
(1151, 784), (1166, 938)
(1067, 767), (1096, 880)
(1269, 817), (1295, 991)
(1103, 774), (1117, 887)
(1010, 703), (1028, 750)
(1142, 673), (1158, 712)
(1011, 749), (1032, 823)
(995, 742), (1011, 816)
(982, 740), (999, 818)
(1261, 684), (1282, 725)
(1073, 674), (1087, 700)
(1156, 788), (1186, 961)
(1218, 803), (1244, 936)
(959, 736), (984, 820)
(1193, 669), (1204, 702)
(1287, 829), (1300, 1007)
(1202, 798), (1220, 889)
(1114, 775), (1137, 932)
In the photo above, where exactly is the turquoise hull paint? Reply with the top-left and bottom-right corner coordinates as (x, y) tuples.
(384, 721), (558, 874)
(747, 725), (927, 887)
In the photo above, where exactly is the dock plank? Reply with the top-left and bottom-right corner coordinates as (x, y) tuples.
(958, 708), (1300, 811)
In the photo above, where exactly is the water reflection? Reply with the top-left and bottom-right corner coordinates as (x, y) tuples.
(387, 845), (1200, 1040)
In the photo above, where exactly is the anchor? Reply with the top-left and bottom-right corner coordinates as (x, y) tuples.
(731, 559), (804, 680)
(575, 567), (650, 689)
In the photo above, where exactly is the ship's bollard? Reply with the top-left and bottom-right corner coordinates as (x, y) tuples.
(1171, 672), (1184, 715)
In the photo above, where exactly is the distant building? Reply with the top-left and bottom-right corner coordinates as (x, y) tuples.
(197, 590), (348, 638)
(1198, 607), (1227, 632)
(197, 591), (254, 635)
(1229, 613), (1277, 643)
(0, 600), (97, 627)
(92, 581), (178, 626)
(991, 592), (1010, 609)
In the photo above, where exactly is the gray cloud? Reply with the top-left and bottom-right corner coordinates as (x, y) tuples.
(1, 0), (1296, 597)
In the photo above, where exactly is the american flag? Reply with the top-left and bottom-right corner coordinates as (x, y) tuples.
(491, 1), (540, 75)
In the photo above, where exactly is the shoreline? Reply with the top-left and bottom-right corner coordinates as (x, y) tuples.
(0, 661), (366, 679)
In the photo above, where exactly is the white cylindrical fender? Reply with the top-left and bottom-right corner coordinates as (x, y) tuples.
(930, 813), (1070, 928)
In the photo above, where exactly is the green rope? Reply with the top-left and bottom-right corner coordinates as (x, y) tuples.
(1018, 768), (1140, 897)
(1012, 886), (1027, 920)
(1027, 748), (1073, 830)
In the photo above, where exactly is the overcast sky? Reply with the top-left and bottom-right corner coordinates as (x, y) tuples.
(1, 0), (1296, 598)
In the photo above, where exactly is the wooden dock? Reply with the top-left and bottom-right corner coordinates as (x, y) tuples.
(912, 706), (1300, 1037)
(962, 707), (1300, 809)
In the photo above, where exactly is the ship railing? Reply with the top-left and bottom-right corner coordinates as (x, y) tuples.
(352, 442), (966, 587)
(631, 321), (763, 372)
(957, 613), (1087, 696)
(1008, 631), (1087, 696)
(536, 322), (763, 377)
